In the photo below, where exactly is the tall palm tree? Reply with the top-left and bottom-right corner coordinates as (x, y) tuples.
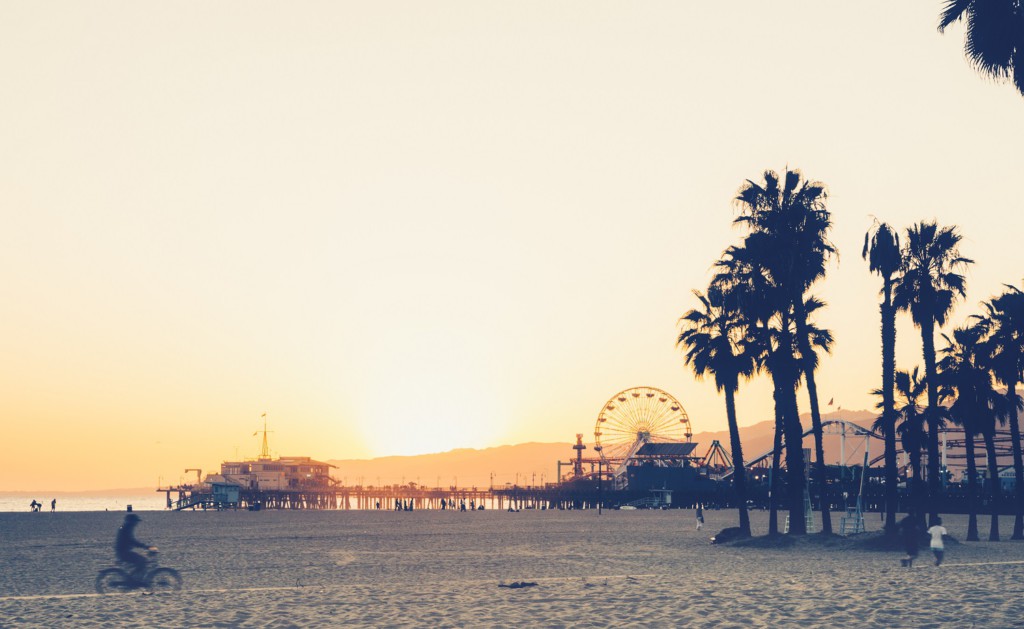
(734, 168), (837, 534)
(962, 323), (1013, 541)
(938, 327), (994, 540)
(678, 285), (756, 536)
(976, 285), (1024, 538)
(714, 242), (806, 534)
(892, 368), (928, 529)
(938, 0), (1024, 97)
(863, 220), (902, 534)
(893, 221), (973, 522)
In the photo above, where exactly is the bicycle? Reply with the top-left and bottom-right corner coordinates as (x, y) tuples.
(95, 548), (183, 594)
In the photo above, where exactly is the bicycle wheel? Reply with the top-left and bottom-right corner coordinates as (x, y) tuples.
(95, 568), (133, 594)
(147, 567), (182, 592)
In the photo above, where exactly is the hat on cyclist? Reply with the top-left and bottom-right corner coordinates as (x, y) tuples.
(124, 513), (141, 523)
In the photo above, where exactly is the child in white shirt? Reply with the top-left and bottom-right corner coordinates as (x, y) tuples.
(927, 517), (948, 566)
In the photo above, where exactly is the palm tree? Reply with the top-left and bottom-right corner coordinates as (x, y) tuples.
(863, 220), (902, 534)
(961, 323), (1013, 541)
(893, 221), (973, 522)
(891, 368), (928, 529)
(678, 285), (756, 536)
(734, 168), (837, 534)
(938, 327), (994, 540)
(714, 242), (806, 534)
(938, 0), (1024, 97)
(976, 285), (1024, 538)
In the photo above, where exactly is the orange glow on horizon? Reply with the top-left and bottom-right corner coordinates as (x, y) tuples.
(2, 2), (1021, 491)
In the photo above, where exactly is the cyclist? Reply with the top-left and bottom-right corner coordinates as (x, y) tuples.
(115, 514), (154, 582)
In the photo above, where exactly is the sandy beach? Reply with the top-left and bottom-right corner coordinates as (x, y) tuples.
(2, 509), (1024, 628)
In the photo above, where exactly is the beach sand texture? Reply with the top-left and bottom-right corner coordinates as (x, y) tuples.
(2, 509), (1023, 628)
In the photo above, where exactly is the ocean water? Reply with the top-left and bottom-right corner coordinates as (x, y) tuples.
(0, 494), (168, 513)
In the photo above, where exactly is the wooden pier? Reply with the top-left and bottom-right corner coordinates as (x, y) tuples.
(158, 482), (637, 511)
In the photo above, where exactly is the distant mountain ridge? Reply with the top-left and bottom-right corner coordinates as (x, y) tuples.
(327, 442), (571, 489)
(327, 409), (879, 487)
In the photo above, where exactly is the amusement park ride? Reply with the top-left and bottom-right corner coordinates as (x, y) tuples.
(560, 386), (709, 491)
(558, 385), (779, 489)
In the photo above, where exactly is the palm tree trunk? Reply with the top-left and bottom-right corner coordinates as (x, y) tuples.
(1008, 382), (1024, 540)
(801, 367), (831, 534)
(724, 384), (750, 536)
(910, 444), (923, 527)
(773, 318), (808, 534)
(793, 303), (832, 535)
(965, 430), (980, 541)
(768, 383), (784, 536)
(983, 429), (1001, 541)
(921, 318), (942, 521)
(783, 375), (807, 534)
(881, 283), (898, 534)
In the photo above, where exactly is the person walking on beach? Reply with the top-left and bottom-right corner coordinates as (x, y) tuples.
(115, 513), (153, 582)
(899, 514), (919, 567)
(696, 504), (705, 531)
(927, 517), (948, 566)
(51, 499), (56, 513)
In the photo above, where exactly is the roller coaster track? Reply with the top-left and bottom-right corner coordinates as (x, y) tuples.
(719, 420), (1024, 479)
(721, 419), (883, 480)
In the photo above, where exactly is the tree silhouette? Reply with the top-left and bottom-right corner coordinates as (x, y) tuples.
(939, 326), (999, 540)
(975, 285), (1024, 539)
(885, 368), (928, 531)
(863, 220), (902, 534)
(678, 285), (756, 536)
(938, 0), (1024, 97)
(893, 221), (972, 523)
(734, 168), (836, 534)
(713, 242), (803, 534)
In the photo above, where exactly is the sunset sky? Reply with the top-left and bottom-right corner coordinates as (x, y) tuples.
(2, 2), (1022, 490)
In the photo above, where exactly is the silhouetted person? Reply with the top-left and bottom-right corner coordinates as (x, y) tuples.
(696, 504), (705, 531)
(51, 499), (56, 513)
(116, 513), (151, 581)
(927, 517), (948, 566)
(29, 500), (40, 512)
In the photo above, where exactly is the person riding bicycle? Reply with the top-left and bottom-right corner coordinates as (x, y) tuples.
(115, 513), (154, 582)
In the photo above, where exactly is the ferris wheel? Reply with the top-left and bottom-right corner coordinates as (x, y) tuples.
(594, 386), (693, 463)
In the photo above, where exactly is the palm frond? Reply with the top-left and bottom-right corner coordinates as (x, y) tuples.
(938, 0), (973, 32)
